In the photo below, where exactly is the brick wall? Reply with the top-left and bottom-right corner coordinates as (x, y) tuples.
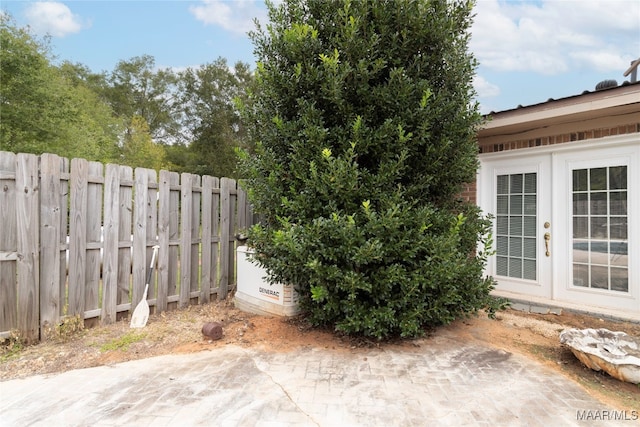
(478, 122), (640, 154)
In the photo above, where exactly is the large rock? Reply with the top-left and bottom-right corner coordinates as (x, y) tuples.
(560, 328), (640, 384)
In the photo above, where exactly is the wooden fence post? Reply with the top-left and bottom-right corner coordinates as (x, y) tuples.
(116, 166), (133, 310)
(158, 171), (180, 310)
(179, 173), (193, 307)
(84, 161), (104, 321)
(68, 158), (88, 318)
(133, 168), (151, 314)
(15, 153), (40, 343)
(201, 176), (213, 303)
(189, 174), (201, 304)
(102, 164), (120, 324)
(228, 179), (237, 287)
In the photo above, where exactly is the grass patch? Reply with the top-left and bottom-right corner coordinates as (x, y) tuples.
(100, 331), (146, 352)
(0, 331), (25, 361)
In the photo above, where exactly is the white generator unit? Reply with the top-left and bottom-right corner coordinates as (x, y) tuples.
(235, 246), (299, 317)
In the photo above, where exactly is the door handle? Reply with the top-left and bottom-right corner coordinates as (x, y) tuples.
(544, 232), (551, 257)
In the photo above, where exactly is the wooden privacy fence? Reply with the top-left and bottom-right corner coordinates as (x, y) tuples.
(0, 151), (254, 343)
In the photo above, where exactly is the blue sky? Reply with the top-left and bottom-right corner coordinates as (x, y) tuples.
(2, 0), (639, 113)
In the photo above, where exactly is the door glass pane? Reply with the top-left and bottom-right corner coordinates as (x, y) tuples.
(496, 256), (508, 276)
(572, 166), (628, 292)
(496, 173), (536, 280)
(523, 238), (536, 258)
(523, 195), (536, 215)
(510, 195), (523, 214)
(573, 193), (588, 215)
(524, 173), (537, 193)
(609, 191), (626, 215)
(523, 217), (536, 237)
(510, 174), (523, 194)
(497, 175), (509, 194)
(573, 264), (588, 287)
(609, 166), (626, 189)
(523, 259), (536, 280)
(590, 192), (607, 215)
(573, 217), (588, 238)
(573, 169), (588, 191)
(497, 195), (508, 214)
(590, 168), (607, 191)
(497, 216), (508, 235)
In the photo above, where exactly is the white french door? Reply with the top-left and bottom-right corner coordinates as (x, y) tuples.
(553, 142), (639, 312)
(479, 136), (639, 313)
(479, 153), (553, 298)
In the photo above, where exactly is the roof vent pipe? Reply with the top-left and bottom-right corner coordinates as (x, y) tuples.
(624, 58), (640, 83)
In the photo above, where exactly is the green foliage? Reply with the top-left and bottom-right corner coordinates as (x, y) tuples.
(0, 330), (25, 361)
(241, 0), (498, 339)
(176, 58), (254, 177)
(1, 15), (253, 176)
(119, 116), (167, 170)
(105, 55), (180, 145)
(0, 15), (120, 161)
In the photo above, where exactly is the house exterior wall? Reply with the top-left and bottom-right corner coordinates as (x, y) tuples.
(471, 83), (640, 319)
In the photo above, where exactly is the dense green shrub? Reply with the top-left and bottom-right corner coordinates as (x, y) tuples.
(240, 0), (501, 339)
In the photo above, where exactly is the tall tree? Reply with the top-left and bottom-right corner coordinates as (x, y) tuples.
(105, 55), (180, 145)
(0, 15), (119, 161)
(177, 58), (254, 177)
(241, 0), (501, 339)
(119, 115), (166, 170)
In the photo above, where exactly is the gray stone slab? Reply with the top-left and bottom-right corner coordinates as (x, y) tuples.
(510, 302), (531, 313)
(530, 305), (551, 314)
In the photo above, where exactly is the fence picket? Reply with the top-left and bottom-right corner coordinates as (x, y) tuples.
(167, 172), (180, 306)
(228, 179), (237, 287)
(201, 176), (213, 303)
(211, 178), (221, 299)
(68, 158), (88, 318)
(58, 158), (70, 318)
(179, 173), (193, 307)
(84, 161), (103, 319)
(189, 174), (201, 304)
(15, 154), (40, 343)
(157, 170), (171, 312)
(219, 177), (231, 299)
(102, 164), (120, 324)
(133, 168), (149, 313)
(39, 154), (63, 337)
(116, 166), (133, 311)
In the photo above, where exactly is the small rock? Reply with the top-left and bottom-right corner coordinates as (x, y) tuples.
(202, 322), (223, 340)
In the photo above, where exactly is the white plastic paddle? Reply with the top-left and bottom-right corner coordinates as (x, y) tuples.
(130, 245), (159, 328)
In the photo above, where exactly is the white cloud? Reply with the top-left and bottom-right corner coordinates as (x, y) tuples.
(471, 0), (640, 75)
(189, 0), (267, 35)
(473, 76), (501, 98)
(24, 2), (87, 37)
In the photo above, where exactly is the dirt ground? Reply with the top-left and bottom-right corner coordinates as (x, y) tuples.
(1, 296), (639, 413)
